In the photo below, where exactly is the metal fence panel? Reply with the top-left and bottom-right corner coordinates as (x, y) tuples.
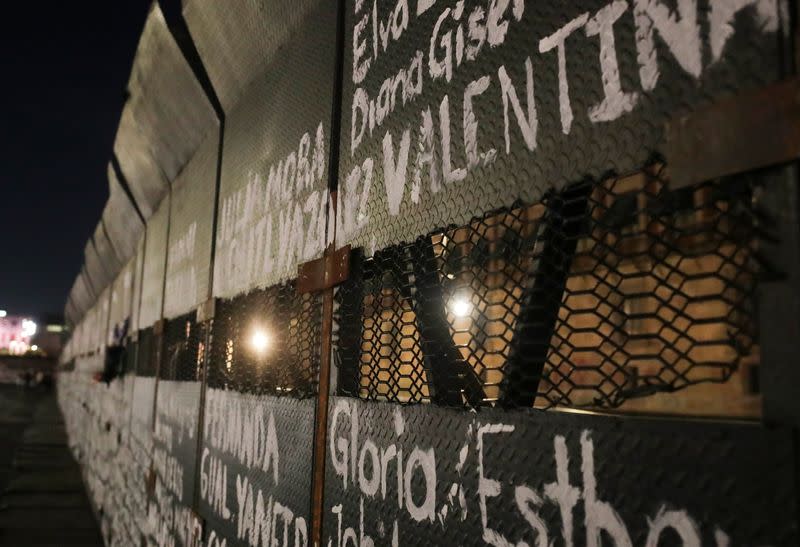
(108, 257), (135, 346)
(139, 196), (171, 330)
(53, 2), (800, 546)
(333, 166), (764, 416)
(164, 132), (218, 320)
(84, 237), (112, 298)
(335, 0), (784, 253)
(198, 280), (323, 545)
(131, 235), (145, 333)
(211, 0), (338, 298)
(103, 162), (145, 263)
(322, 396), (797, 546)
(94, 221), (123, 282)
(125, 4), (217, 184)
(67, 269), (95, 325)
(199, 389), (315, 546)
(113, 105), (170, 221)
(95, 286), (111, 355)
(150, 313), (207, 545)
(182, 0), (320, 113)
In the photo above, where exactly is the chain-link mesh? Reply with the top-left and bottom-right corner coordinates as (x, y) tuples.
(334, 165), (762, 409)
(160, 312), (206, 382)
(207, 281), (322, 396)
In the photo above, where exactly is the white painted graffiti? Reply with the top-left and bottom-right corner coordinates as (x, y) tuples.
(340, 0), (780, 245)
(326, 398), (772, 546)
(165, 222), (199, 317)
(200, 388), (308, 547)
(214, 124), (330, 297)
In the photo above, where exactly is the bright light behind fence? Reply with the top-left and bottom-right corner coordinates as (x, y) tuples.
(250, 329), (271, 355)
(450, 297), (472, 318)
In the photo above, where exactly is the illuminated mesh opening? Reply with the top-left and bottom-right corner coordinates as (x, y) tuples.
(334, 165), (762, 409)
(207, 282), (322, 396)
(159, 312), (206, 382)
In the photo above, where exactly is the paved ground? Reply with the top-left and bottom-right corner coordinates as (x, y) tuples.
(0, 385), (103, 546)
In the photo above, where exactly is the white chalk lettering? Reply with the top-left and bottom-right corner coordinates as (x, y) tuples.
(539, 12), (589, 134)
(382, 129), (412, 216)
(498, 57), (537, 153)
(463, 74), (497, 169)
(581, 431), (633, 547)
(585, 0), (639, 122)
(633, 0), (702, 90)
(709, 0), (778, 63)
(645, 506), (702, 547)
(478, 423), (516, 547)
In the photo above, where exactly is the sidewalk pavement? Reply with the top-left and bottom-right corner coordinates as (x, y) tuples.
(0, 385), (103, 546)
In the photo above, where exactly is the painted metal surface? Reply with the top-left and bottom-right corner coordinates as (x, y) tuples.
(54, 2), (800, 547)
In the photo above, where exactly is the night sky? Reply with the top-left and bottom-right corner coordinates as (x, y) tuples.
(0, 3), (151, 319)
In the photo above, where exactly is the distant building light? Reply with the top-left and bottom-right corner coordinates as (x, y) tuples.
(30, 345), (38, 352)
(21, 320), (37, 337)
(46, 325), (64, 333)
(8, 340), (27, 355)
(0, 310), (6, 318)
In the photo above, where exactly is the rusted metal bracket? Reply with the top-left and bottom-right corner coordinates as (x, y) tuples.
(297, 245), (351, 294)
(196, 297), (216, 323)
(666, 77), (800, 189)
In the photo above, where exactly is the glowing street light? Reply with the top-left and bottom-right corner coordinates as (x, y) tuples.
(21, 319), (37, 337)
(450, 297), (472, 318)
(0, 310), (6, 318)
(250, 328), (271, 356)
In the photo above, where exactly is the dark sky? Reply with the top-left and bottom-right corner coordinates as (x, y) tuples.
(0, 3), (151, 319)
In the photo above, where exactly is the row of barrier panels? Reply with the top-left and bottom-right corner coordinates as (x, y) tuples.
(58, 0), (800, 546)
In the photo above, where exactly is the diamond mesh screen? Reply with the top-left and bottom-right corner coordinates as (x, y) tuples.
(207, 282), (322, 397)
(334, 165), (760, 409)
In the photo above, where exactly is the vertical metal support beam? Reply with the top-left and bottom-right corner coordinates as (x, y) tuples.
(150, 318), (167, 429)
(759, 164), (800, 427)
(501, 183), (590, 407)
(311, 0), (346, 541)
(311, 192), (336, 546)
(126, 233), (148, 437)
(311, 255), (336, 547)
(149, 187), (173, 445)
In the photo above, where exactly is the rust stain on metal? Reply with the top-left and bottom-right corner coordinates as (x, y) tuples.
(298, 245), (351, 294)
(310, 191), (338, 547)
(666, 78), (800, 189)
